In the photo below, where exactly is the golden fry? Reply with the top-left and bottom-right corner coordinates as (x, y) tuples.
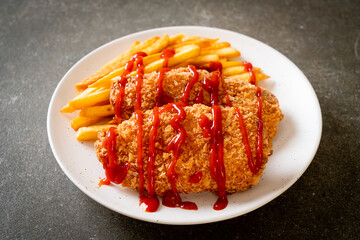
(76, 125), (114, 141)
(130, 41), (140, 49)
(203, 42), (231, 50)
(79, 104), (114, 117)
(187, 54), (219, 65)
(169, 33), (185, 45)
(60, 103), (77, 113)
(227, 71), (269, 82)
(173, 54), (219, 68)
(71, 116), (105, 131)
(89, 68), (125, 90)
(221, 61), (243, 68)
(169, 38), (218, 50)
(222, 66), (246, 76)
(201, 47), (240, 58)
(75, 36), (160, 91)
(142, 35), (169, 55)
(69, 88), (110, 109)
(181, 35), (217, 42)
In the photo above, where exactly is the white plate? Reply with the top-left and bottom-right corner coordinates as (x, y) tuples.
(47, 26), (322, 225)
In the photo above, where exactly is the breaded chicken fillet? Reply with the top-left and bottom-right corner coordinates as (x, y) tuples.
(95, 102), (282, 195)
(110, 67), (275, 120)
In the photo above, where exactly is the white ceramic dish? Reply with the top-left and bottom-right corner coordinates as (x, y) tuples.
(47, 26), (322, 225)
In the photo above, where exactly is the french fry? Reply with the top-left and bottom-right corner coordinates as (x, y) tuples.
(61, 87), (97, 111)
(75, 36), (160, 91)
(69, 88), (110, 109)
(222, 66), (246, 76)
(68, 87), (96, 104)
(201, 47), (240, 58)
(60, 103), (77, 113)
(180, 36), (217, 42)
(78, 86), (97, 95)
(79, 104), (114, 117)
(202, 42), (231, 50)
(187, 54), (219, 65)
(173, 54), (219, 68)
(130, 41), (140, 49)
(221, 61), (243, 68)
(227, 71), (269, 82)
(169, 33), (185, 45)
(254, 71), (270, 81)
(106, 119), (118, 125)
(142, 34), (169, 55)
(71, 116), (105, 131)
(88, 67), (125, 90)
(218, 57), (228, 62)
(143, 52), (162, 65)
(170, 39), (218, 50)
(76, 125), (114, 141)
(144, 44), (200, 73)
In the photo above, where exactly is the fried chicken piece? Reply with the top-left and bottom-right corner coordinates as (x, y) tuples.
(95, 101), (283, 196)
(110, 67), (277, 120)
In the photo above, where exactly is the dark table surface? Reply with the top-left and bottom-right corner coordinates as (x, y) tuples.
(1, 0), (359, 239)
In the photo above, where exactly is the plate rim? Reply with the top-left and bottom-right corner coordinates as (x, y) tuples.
(47, 25), (322, 225)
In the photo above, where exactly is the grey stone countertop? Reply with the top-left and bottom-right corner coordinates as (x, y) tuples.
(1, 0), (359, 239)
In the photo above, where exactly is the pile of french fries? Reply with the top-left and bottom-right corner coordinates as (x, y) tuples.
(61, 34), (269, 141)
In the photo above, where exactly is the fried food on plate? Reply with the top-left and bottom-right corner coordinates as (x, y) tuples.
(59, 33), (284, 212)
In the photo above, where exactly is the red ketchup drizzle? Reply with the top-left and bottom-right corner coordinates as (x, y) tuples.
(194, 89), (204, 104)
(129, 52), (161, 212)
(101, 127), (129, 184)
(203, 71), (220, 105)
(160, 103), (197, 210)
(181, 65), (199, 105)
(198, 114), (211, 138)
(201, 70), (228, 210)
(209, 106), (227, 210)
(243, 61), (256, 85)
(209, 61), (223, 73)
(235, 107), (257, 173)
(161, 48), (175, 68)
(114, 52), (147, 120)
(240, 61), (264, 174)
(144, 106), (161, 212)
(114, 60), (134, 120)
(155, 68), (173, 107)
(210, 61), (232, 107)
(189, 171), (203, 184)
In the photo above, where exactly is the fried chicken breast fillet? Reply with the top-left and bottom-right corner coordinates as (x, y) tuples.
(110, 67), (274, 120)
(95, 100), (283, 195)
